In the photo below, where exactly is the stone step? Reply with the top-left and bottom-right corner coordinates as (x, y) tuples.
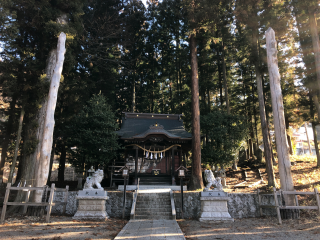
(135, 211), (171, 215)
(136, 208), (171, 212)
(134, 215), (172, 220)
(138, 193), (170, 196)
(136, 203), (171, 208)
(135, 211), (172, 216)
(118, 185), (187, 191)
(137, 196), (170, 200)
(137, 201), (170, 204)
(136, 201), (171, 204)
(136, 207), (171, 211)
(138, 195), (170, 198)
(132, 190), (174, 220)
(136, 204), (171, 208)
(137, 198), (170, 202)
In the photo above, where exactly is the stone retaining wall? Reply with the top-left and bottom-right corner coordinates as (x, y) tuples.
(173, 192), (278, 219)
(52, 191), (133, 217)
(52, 191), (277, 219)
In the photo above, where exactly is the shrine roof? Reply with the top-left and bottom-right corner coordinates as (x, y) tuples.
(116, 112), (192, 140)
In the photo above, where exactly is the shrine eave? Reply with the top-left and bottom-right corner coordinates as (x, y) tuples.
(116, 112), (192, 140)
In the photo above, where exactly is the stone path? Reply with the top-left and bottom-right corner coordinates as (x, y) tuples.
(114, 219), (185, 240)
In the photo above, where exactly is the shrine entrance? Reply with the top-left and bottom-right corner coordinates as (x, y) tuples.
(113, 112), (192, 186)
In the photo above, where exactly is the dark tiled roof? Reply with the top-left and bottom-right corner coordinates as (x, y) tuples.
(116, 112), (192, 140)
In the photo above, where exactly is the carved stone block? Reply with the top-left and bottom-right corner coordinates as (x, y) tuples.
(199, 195), (234, 222)
(73, 190), (109, 220)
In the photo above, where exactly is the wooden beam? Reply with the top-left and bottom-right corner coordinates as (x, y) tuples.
(135, 147), (138, 184)
(0, 183), (11, 224)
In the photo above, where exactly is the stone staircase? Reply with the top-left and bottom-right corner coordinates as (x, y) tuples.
(138, 175), (172, 186)
(134, 192), (173, 220)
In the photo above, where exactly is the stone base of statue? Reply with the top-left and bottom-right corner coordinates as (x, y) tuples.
(199, 191), (234, 222)
(73, 189), (109, 220)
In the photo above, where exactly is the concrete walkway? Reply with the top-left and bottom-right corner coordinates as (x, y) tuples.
(114, 219), (185, 240)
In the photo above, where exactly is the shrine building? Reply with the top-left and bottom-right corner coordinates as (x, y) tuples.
(112, 112), (191, 188)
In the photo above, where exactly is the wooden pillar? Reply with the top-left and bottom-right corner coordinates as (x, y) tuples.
(266, 27), (294, 207)
(180, 149), (182, 166)
(165, 152), (168, 174)
(185, 152), (188, 168)
(172, 148), (176, 185)
(248, 139), (253, 157)
(135, 147), (138, 185)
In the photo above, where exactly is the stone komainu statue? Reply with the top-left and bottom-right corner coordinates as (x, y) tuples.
(203, 169), (223, 191)
(84, 169), (104, 189)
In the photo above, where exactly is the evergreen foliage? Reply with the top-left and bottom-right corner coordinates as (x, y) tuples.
(66, 94), (120, 171)
(201, 111), (248, 167)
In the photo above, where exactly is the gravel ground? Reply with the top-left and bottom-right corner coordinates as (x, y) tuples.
(1, 210), (320, 240)
(178, 216), (320, 240)
(1, 215), (319, 240)
(0, 214), (127, 240)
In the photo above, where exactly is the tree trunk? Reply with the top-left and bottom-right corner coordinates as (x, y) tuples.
(18, 47), (57, 196)
(304, 122), (312, 155)
(34, 32), (66, 202)
(294, 6), (320, 118)
(58, 144), (66, 182)
(14, 155), (23, 186)
(310, 95), (320, 167)
(189, 33), (204, 190)
(0, 95), (17, 181)
(309, 6), (320, 93)
(132, 79), (136, 112)
(14, 29), (65, 210)
(217, 50), (223, 107)
(312, 122), (320, 166)
(266, 27), (294, 204)
(47, 141), (55, 185)
(222, 41), (230, 114)
(252, 28), (275, 187)
(8, 107), (25, 184)
(248, 139), (253, 158)
(284, 116), (293, 155)
(287, 135), (293, 155)
(252, 74), (259, 146)
(207, 88), (211, 113)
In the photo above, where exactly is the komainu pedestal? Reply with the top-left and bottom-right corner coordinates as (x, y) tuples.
(73, 189), (109, 220)
(199, 191), (234, 222)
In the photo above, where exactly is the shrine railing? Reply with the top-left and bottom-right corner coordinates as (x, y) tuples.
(130, 178), (140, 219)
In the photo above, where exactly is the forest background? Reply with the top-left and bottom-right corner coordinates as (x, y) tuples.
(0, 0), (320, 191)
